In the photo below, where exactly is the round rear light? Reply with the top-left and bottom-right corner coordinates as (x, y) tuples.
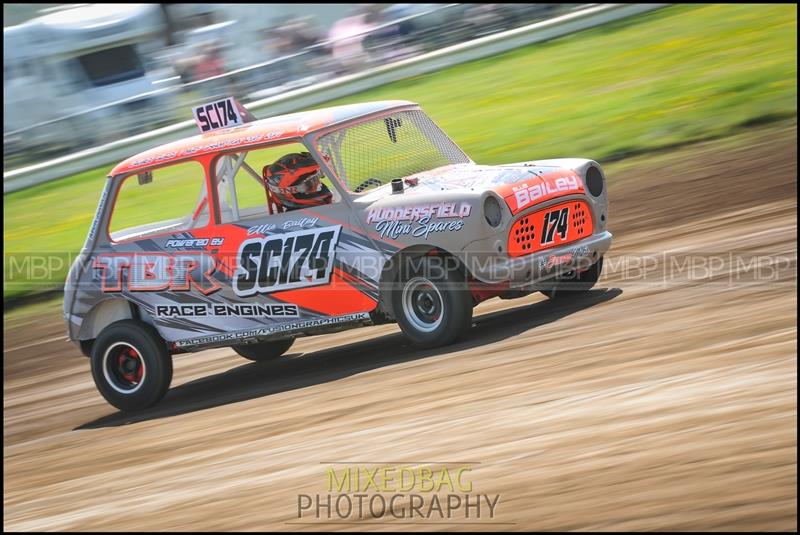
(585, 166), (604, 197)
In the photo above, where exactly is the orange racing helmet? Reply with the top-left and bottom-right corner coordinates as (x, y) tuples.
(262, 152), (333, 211)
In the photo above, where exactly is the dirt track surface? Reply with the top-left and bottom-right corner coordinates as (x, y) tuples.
(4, 124), (797, 531)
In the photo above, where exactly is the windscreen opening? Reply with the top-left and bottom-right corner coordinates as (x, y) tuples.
(316, 110), (470, 194)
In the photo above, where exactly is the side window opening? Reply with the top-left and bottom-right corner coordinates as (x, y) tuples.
(217, 142), (341, 224)
(109, 161), (209, 242)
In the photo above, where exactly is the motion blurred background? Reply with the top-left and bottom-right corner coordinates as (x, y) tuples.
(3, 3), (575, 169)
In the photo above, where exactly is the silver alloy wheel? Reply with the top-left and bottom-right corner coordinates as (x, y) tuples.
(401, 276), (444, 333)
(102, 341), (146, 394)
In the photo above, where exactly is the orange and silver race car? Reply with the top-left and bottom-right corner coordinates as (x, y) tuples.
(64, 98), (612, 410)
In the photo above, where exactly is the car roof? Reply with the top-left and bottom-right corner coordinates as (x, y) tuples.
(110, 100), (417, 176)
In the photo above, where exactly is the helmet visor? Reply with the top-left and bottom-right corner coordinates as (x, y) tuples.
(267, 170), (323, 195)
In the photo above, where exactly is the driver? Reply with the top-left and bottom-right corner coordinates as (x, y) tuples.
(263, 152), (333, 211)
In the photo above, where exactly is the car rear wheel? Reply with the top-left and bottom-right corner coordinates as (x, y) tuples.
(232, 338), (295, 362)
(90, 320), (172, 411)
(392, 255), (473, 348)
(541, 256), (604, 299)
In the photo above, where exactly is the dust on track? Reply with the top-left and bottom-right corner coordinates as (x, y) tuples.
(3, 123), (797, 531)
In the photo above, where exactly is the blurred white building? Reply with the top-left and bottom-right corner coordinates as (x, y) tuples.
(4, 4), (178, 154)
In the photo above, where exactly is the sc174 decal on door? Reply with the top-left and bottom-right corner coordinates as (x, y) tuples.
(233, 226), (342, 297)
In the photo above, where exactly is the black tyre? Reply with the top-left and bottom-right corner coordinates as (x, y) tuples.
(232, 338), (295, 362)
(90, 320), (173, 411)
(541, 256), (603, 299)
(391, 255), (473, 348)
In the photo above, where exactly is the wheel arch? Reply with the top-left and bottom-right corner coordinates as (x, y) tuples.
(77, 298), (154, 355)
(375, 245), (471, 318)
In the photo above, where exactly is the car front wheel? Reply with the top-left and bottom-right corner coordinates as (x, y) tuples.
(392, 255), (473, 348)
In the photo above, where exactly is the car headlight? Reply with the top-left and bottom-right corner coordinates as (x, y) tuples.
(585, 165), (604, 197)
(484, 195), (502, 227)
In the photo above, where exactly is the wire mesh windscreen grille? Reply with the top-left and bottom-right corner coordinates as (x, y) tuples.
(317, 110), (470, 193)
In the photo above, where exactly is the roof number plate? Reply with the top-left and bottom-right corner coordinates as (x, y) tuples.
(193, 97), (245, 133)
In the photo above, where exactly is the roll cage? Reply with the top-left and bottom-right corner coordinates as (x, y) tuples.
(99, 101), (470, 246)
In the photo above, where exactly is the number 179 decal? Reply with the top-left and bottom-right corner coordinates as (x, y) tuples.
(233, 226), (341, 297)
(541, 207), (569, 245)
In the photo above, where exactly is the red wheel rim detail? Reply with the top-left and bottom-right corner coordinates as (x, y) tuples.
(114, 346), (142, 386)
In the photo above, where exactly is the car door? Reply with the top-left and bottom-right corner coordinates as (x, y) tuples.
(182, 150), (381, 341)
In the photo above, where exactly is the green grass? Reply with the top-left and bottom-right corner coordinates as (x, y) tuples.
(3, 3), (797, 301)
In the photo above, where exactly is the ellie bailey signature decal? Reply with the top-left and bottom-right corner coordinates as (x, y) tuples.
(233, 226), (341, 297)
(366, 202), (472, 240)
(246, 217), (319, 236)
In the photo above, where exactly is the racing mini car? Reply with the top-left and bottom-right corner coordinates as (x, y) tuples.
(64, 98), (612, 410)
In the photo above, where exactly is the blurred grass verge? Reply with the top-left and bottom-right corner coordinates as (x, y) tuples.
(3, 3), (797, 305)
